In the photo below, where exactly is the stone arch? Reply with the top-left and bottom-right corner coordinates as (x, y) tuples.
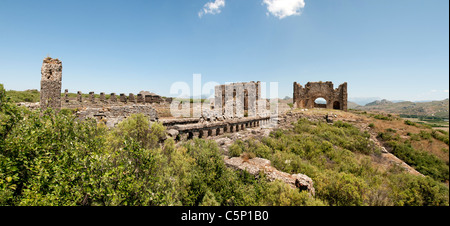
(313, 97), (327, 109)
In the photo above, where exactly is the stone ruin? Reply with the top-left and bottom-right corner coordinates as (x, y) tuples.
(36, 57), (322, 194)
(40, 57), (62, 110)
(293, 81), (348, 111)
(39, 57), (166, 127)
(38, 57), (349, 132)
(213, 81), (269, 119)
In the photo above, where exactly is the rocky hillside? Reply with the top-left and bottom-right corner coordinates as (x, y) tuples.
(353, 99), (449, 119)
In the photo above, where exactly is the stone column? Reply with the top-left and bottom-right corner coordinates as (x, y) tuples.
(89, 92), (95, 103)
(129, 93), (135, 103)
(64, 89), (69, 103)
(229, 124), (234, 133)
(77, 91), (82, 102)
(137, 94), (144, 103)
(201, 130), (209, 138)
(100, 92), (106, 102)
(209, 129), (216, 137)
(120, 93), (127, 103)
(145, 95), (152, 104)
(40, 57), (62, 110)
(192, 131), (200, 139)
(110, 93), (117, 103)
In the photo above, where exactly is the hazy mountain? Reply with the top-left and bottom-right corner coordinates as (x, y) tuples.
(348, 97), (382, 106)
(354, 98), (449, 119)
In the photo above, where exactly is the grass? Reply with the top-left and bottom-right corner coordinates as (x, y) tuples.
(5, 90), (40, 103)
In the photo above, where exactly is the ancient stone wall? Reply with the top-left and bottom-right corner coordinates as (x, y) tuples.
(293, 81), (348, 111)
(40, 57), (62, 110)
(77, 105), (158, 128)
(214, 81), (262, 118)
(61, 90), (172, 109)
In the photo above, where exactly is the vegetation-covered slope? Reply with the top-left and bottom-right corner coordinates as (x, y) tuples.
(1, 85), (448, 206)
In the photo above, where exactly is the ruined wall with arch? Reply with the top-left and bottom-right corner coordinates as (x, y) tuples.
(293, 81), (348, 111)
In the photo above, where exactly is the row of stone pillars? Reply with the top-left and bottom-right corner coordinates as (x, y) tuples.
(177, 118), (272, 141)
(64, 90), (159, 104)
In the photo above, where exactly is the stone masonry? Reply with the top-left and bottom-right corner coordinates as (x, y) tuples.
(293, 81), (348, 111)
(40, 57), (62, 110)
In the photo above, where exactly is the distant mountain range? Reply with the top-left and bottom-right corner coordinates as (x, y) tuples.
(350, 98), (449, 119)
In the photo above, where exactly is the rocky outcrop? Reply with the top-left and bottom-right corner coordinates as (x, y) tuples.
(224, 156), (315, 195)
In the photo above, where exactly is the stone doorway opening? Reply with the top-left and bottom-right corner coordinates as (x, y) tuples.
(333, 101), (341, 110)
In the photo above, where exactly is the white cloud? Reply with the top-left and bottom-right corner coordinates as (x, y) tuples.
(198, 0), (226, 18)
(263, 0), (306, 19)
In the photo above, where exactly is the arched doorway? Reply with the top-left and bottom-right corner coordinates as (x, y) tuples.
(333, 101), (340, 110)
(314, 98), (327, 108)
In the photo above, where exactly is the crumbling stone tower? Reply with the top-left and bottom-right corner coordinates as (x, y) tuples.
(40, 57), (62, 110)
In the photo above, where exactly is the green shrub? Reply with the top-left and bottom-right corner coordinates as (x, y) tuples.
(390, 174), (449, 206)
(373, 114), (392, 121)
(5, 89), (40, 103)
(431, 130), (449, 145)
(108, 114), (165, 150)
(386, 140), (448, 182)
(316, 172), (368, 206)
(404, 120), (416, 126)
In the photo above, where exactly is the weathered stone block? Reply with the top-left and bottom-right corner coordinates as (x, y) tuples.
(40, 57), (62, 110)
(120, 93), (127, 103)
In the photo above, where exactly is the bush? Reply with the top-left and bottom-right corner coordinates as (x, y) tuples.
(431, 130), (449, 145)
(386, 140), (449, 182)
(390, 174), (449, 206)
(404, 120), (416, 126)
(373, 114), (392, 121)
(108, 114), (165, 150)
(5, 89), (40, 103)
(316, 172), (368, 206)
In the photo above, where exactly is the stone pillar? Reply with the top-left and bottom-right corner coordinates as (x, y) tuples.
(201, 130), (209, 138)
(192, 131), (200, 139)
(64, 89), (69, 103)
(129, 93), (135, 103)
(100, 92), (106, 102)
(40, 57), (62, 110)
(216, 128), (223, 135)
(110, 93), (117, 103)
(145, 95), (152, 104)
(77, 91), (82, 102)
(89, 92), (95, 103)
(137, 94), (144, 103)
(120, 93), (127, 103)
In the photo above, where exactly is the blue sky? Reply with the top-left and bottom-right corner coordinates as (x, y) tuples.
(0, 0), (448, 101)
